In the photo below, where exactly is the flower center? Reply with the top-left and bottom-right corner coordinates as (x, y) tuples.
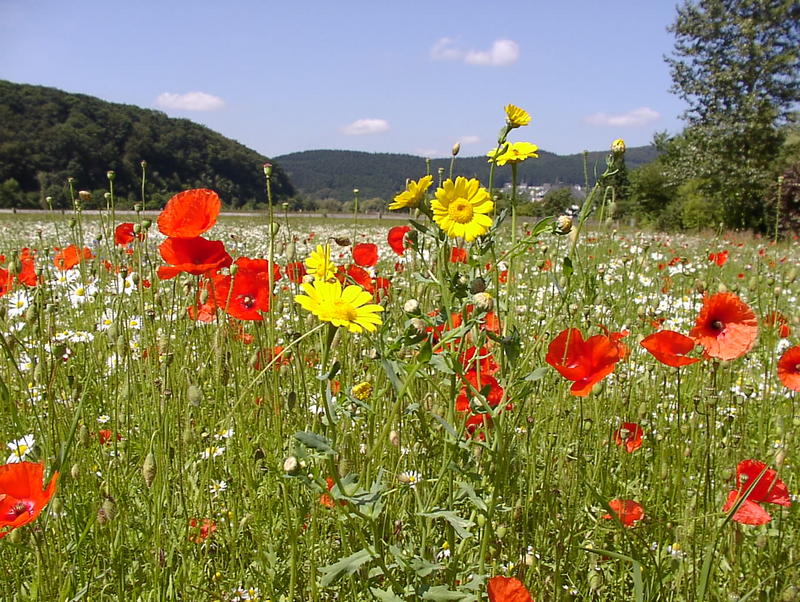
(3, 499), (32, 520)
(710, 320), (724, 331)
(328, 299), (358, 322)
(241, 295), (255, 309)
(448, 199), (474, 224)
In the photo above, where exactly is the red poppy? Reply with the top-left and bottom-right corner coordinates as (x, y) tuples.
(0, 268), (12, 298)
(114, 222), (145, 246)
(689, 293), (758, 360)
(346, 264), (373, 291)
(387, 225), (411, 256)
(722, 460), (790, 525)
(708, 250), (729, 266)
(450, 247), (468, 263)
(285, 261), (307, 283)
(640, 330), (701, 367)
(235, 257), (281, 283)
(188, 518), (217, 543)
(777, 345), (800, 392)
(456, 371), (504, 413)
(211, 266), (271, 321)
(157, 188), (221, 238)
(602, 499), (644, 527)
(53, 245), (93, 270)
(0, 462), (59, 538)
(97, 430), (121, 445)
(157, 237), (232, 280)
(545, 328), (624, 396)
(613, 422), (644, 453)
(17, 249), (37, 286)
(487, 576), (534, 602)
(352, 243), (378, 267)
(764, 311), (791, 339)
(460, 346), (499, 377)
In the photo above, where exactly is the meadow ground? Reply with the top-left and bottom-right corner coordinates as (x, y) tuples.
(0, 202), (798, 602)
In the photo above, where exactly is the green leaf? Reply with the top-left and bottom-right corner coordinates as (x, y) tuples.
(418, 510), (474, 539)
(562, 256), (574, 277)
(528, 215), (555, 237)
(317, 360), (340, 380)
(318, 547), (375, 587)
(429, 354), (455, 375)
(524, 367), (549, 382)
(381, 359), (403, 394)
(455, 481), (488, 512)
(420, 585), (475, 600)
(410, 557), (442, 577)
(293, 431), (336, 456)
(428, 412), (459, 440)
(417, 339), (433, 364)
(370, 587), (405, 602)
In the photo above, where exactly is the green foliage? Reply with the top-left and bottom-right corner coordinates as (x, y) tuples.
(664, 0), (800, 230)
(538, 187), (578, 217)
(275, 147), (660, 203)
(0, 80), (294, 208)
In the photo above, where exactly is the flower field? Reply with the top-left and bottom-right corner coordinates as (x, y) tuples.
(0, 107), (799, 601)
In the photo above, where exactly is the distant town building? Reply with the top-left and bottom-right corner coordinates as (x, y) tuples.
(501, 182), (585, 202)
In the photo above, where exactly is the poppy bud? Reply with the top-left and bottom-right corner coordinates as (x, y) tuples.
(496, 525), (507, 539)
(472, 292), (493, 312)
(555, 215), (573, 235)
(333, 237), (351, 247)
(717, 283), (728, 293)
(271, 222), (280, 237)
(403, 299), (420, 314)
(787, 269), (797, 283)
(142, 452), (156, 487)
(476, 514), (486, 528)
(389, 430), (400, 447)
(25, 306), (37, 322)
(694, 279), (706, 294)
(588, 570), (603, 591)
(107, 170), (115, 180)
(775, 449), (786, 468)
(263, 163), (273, 176)
(187, 384), (203, 406)
(79, 424), (90, 446)
(97, 497), (117, 524)
(71, 463), (80, 479)
(409, 318), (426, 335)
(283, 456), (300, 475)
(286, 240), (296, 261)
(238, 513), (253, 530)
(451, 142), (461, 156)
(78, 190), (92, 201)
(116, 335), (127, 356)
(774, 286), (782, 297)
(470, 277), (486, 294)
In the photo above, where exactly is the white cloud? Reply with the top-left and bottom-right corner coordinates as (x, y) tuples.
(342, 118), (390, 135)
(155, 91), (226, 111)
(458, 135), (480, 145)
(431, 38), (519, 67)
(416, 148), (440, 158)
(430, 37), (464, 61)
(465, 39), (520, 67)
(583, 107), (661, 127)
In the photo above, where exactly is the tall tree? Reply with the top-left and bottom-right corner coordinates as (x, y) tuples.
(665, 0), (800, 229)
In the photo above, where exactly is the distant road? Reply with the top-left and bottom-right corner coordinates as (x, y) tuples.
(0, 209), (408, 220)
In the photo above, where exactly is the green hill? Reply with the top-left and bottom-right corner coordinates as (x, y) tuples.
(275, 146), (660, 202)
(0, 80), (294, 209)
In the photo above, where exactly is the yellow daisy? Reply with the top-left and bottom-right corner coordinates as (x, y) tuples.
(388, 175), (433, 210)
(487, 141), (539, 166)
(504, 104), (531, 128)
(304, 244), (336, 281)
(295, 280), (384, 333)
(431, 177), (494, 242)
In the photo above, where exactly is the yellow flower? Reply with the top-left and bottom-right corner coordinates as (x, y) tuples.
(487, 141), (539, 166)
(504, 104), (531, 128)
(389, 175), (433, 210)
(431, 177), (494, 242)
(351, 381), (373, 400)
(304, 244), (336, 281)
(295, 280), (384, 333)
(612, 138), (626, 154)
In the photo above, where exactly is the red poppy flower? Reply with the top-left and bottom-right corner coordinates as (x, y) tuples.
(764, 311), (791, 339)
(708, 250), (728, 266)
(602, 499), (644, 527)
(114, 222), (145, 246)
(285, 261), (307, 283)
(450, 247), (468, 263)
(613, 422), (644, 453)
(640, 330), (701, 367)
(689, 293), (758, 360)
(722, 460), (790, 525)
(157, 237), (232, 280)
(0, 462), (59, 538)
(456, 371), (504, 412)
(487, 576), (534, 602)
(0, 268), (12, 298)
(777, 345), (800, 391)
(97, 430), (121, 445)
(53, 245), (93, 270)
(17, 249), (37, 286)
(387, 225), (411, 256)
(346, 264), (373, 291)
(353, 243), (378, 267)
(545, 328), (624, 396)
(460, 346), (499, 376)
(188, 518), (217, 543)
(211, 267), (271, 321)
(157, 188), (221, 238)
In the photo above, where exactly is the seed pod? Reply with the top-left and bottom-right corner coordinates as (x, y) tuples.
(187, 384), (203, 406)
(142, 452), (156, 487)
(97, 497), (117, 524)
(70, 463), (80, 480)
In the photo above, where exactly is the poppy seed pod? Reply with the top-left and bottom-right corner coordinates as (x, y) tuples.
(142, 452), (156, 487)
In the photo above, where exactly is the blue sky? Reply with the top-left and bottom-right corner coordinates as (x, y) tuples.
(1, 0), (687, 159)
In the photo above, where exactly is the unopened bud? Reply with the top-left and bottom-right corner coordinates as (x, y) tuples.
(78, 190), (92, 201)
(555, 215), (573, 235)
(389, 430), (400, 447)
(107, 170), (115, 180)
(187, 384), (203, 406)
(97, 497), (117, 524)
(451, 142), (461, 156)
(403, 299), (420, 314)
(283, 456), (300, 474)
(142, 452), (156, 487)
(472, 291), (494, 312)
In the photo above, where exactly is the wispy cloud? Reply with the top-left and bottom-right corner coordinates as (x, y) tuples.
(583, 107), (660, 127)
(342, 118), (390, 135)
(458, 135), (480, 145)
(431, 38), (520, 67)
(155, 91), (226, 111)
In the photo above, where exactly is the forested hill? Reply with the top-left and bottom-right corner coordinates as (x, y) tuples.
(275, 145), (660, 202)
(0, 80), (294, 209)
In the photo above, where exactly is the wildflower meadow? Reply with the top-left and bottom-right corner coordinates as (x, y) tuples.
(1, 105), (799, 601)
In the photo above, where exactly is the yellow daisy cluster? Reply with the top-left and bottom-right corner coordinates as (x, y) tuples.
(486, 141), (539, 166)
